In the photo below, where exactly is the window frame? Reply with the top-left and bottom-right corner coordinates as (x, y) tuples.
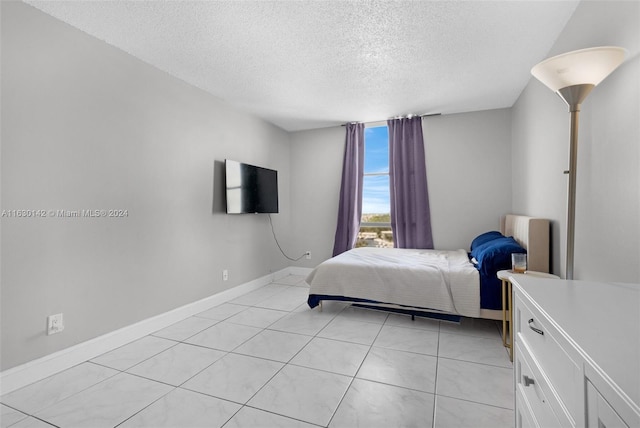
(361, 122), (390, 227)
(360, 122), (392, 235)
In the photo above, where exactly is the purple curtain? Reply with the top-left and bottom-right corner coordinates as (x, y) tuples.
(332, 123), (365, 256)
(388, 117), (434, 249)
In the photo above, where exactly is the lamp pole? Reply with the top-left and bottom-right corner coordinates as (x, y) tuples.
(557, 84), (594, 280)
(531, 46), (626, 281)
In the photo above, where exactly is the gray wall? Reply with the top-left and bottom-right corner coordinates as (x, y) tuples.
(290, 126), (345, 266)
(425, 109), (512, 250)
(1, 2), (292, 370)
(511, 1), (639, 281)
(289, 109), (513, 262)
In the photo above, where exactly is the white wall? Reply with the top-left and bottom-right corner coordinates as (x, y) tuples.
(425, 109), (512, 250)
(1, 2), (292, 370)
(511, 1), (639, 281)
(290, 126), (346, 265)
(289, 109), (513, 262)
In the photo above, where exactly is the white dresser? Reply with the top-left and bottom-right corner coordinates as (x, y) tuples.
(512, 276), (640, 428)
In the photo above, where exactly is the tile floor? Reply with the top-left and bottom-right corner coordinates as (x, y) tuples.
(1, 275), (514, 428)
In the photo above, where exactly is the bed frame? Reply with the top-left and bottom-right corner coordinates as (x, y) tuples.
(315, 214), (550, 321)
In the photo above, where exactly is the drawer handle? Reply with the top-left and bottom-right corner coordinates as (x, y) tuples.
(528, 318), (544, 335)
(523, 375), (535, 387)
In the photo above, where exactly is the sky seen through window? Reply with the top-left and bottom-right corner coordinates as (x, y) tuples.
(363, 126), (390, 216)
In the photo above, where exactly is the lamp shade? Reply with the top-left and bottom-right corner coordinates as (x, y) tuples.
(531, 46), (626, 92)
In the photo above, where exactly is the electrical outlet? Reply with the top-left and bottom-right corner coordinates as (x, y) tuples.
(47, 313), (64, 335)
(305, 251), (311, 260)
(222, 269), (229, 281)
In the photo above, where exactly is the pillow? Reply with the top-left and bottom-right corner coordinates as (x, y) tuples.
(471, 236), (526, 276)
(470, 231), (504, 251)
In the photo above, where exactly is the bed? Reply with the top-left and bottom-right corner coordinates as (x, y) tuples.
(306, 214), (550, 321)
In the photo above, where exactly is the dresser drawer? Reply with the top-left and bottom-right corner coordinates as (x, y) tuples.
(516, 388), (538, 428)
(586, 380), (629, 428)
(512, 276), (640, 428)
(515, 342), (563, 428)
(515, 294), (581, 422)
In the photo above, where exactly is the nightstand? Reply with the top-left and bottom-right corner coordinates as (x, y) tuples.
(497, 270), (559, 361)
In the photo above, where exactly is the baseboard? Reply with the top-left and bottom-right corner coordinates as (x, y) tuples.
(0, 267), (303, 394)
(286, 266), (313, 277)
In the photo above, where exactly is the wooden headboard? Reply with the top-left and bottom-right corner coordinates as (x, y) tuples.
(500, 214), (550, 273)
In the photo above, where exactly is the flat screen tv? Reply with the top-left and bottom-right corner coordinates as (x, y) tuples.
(225, 159), (279, 214)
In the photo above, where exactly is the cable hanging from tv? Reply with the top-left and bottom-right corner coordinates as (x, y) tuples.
(268, 214), (307, 261)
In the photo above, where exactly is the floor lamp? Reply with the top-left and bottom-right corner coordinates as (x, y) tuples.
(531, 46), (626, 280)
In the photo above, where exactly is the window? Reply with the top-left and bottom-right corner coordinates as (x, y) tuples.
(357, 125), (393, 248)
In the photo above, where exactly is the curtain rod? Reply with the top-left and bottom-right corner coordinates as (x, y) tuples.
(341, 113), (441, 127)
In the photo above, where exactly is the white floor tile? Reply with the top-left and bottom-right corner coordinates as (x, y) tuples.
(182, 353), (283, 404)
(436, 358), (514, 409)
(118, 388), (240, 428)
(330, 378), (435, 428)
(438, 332), (511, 368)
(194, 303), (247, 320)
(357, 347), (437, 393)
(2, 279), (516, 428)
(184, 321), (262, 351)
(151, 316), (218, 341)
(373, 324), (439, 356)
(90, 336), (176, 371)
(295, 300), (349, 314)
(35, 373), (172, 428)
(317, 317), (383, 345)
(1, 404), (28, 428)
(438, 317), (501, 339)
(290, 337), (370, 377)
(126, 343), (225, 386)
(225, 406), (317, 428)
(233, 329), (311, 362)
(384, 313), (441, 331)
(229, 284), (290, 306)
(1, 363), (118, 415)
(8, 416), (56, 428)
(434, 395), (514, 428)
(225, 306), (288, 328)
(272, 275), (307, 286)
(248, 365), (351, 427)
(335, 306), (390, 324)
(255, 287), (310, 311)
(268, 308), (336, 336)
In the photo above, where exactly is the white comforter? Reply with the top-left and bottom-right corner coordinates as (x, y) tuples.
(306, 247), (480, 318)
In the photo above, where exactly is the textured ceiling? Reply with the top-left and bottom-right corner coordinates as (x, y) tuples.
(25, 0), (579, 131)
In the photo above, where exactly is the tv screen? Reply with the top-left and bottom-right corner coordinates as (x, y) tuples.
(225, 159), (279, 214)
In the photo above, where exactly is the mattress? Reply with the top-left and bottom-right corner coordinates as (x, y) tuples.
(306, 247), (481, 318)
